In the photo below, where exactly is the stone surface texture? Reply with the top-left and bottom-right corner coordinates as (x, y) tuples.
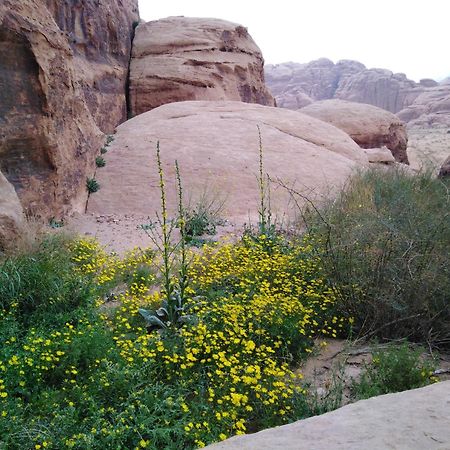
(0, 0), (138, 218)
(129, 17), (275, 116)
(205, 381), (450, 450)
(0, 170), (24, 250)
(87, 101), (368, 226)
(301, 100), (409, 163)
(265, 59), (450, 127)
(397, 81), (450, 127)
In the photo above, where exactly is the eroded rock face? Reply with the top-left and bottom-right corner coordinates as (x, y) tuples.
(87, 101), (368, 224)
(0, 0), (138, 218)
(128, 17), (275, 116)
(397, 82), (450, 127)
(265, 60), (425, 114)
(0, 170), (24, 250)
(302, 100), (409, 164)
(205, 381), (450, 450)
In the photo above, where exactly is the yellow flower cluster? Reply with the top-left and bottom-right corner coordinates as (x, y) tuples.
(104, 235), (345, 444)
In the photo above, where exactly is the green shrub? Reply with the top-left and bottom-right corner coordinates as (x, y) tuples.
(95, 156), (106, 168)
(100, 146), (108, 154)
(182, 190), (225, 240)
(86, 177), (100, 193)
(351, 343), (437, 399)
(306, 168), (450, 348)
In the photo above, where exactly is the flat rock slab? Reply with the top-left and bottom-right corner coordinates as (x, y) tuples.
(205, 381), (450, 450)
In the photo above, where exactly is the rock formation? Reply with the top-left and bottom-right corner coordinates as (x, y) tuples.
(397, 81), (450, 127)
(87, 101), (368, 224)
(265, 60), (434, 116)
(302, 100), (409, 163)
(0, 170), (24, 250)
(204, 381), (450, 450)
(128, 17), (275, 116)
(0, 0), (138, 218)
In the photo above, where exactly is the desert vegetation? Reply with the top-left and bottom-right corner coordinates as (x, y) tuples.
(0, 146), (448, 449)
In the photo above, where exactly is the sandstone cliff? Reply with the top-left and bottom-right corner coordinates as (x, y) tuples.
(0, 0), (138, 218)
(129, 17), (275, 116)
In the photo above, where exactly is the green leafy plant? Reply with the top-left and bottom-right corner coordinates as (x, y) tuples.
(351, 343), (437, 399)
(139, 144), (194, 332)
(100, 146), (108, 154)
(106, 134), (114, 145)
(95, 156), (106, 168)
(49, 217), (64, 229)
(86, 177), (100, 193)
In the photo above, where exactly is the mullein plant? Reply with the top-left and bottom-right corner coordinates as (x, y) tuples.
(139, 143), (195, 332)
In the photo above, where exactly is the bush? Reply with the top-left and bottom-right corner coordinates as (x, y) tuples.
(95, 156), (106, 168)
(182, 190), (225, 241)
(86, 177), (100, 193)
(306, 168), (450, 348)
(351, 343), (437, 399)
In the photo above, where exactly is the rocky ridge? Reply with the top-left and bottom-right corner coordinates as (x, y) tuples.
(265, 59), (450, 127)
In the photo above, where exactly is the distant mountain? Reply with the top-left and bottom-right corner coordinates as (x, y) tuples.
(265, 59), (450, 127)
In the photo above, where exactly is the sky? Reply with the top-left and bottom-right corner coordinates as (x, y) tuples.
(138, 0), (449, 82)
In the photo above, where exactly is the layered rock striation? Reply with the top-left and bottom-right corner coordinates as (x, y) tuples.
(128, 17), (275, 116)
(0, 0), (138, 218)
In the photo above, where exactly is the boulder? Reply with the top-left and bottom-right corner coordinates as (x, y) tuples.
(301, 100), (409, 164)
(205, 381), (450, 450)
(87, 101), (368, 224)
(363, 147), (396, 164)
(0, 0), (138, 218)
(128, 17), (275, 116)
(0, 170), (24, 250)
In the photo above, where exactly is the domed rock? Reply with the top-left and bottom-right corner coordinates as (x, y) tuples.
(87, 101), (368, 224)
(301, 100), (409, 164)
(128, 17), (275, 116)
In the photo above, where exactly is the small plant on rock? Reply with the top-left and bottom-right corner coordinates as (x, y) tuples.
(86, 177), (100, 193)
(95, 156), (106, 168)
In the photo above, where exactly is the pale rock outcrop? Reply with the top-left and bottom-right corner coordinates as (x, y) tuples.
(302, 100), (409, 164)
(87, 101), (368, 224)
(363, 147), (396, 164)
(128, 17), (275, 116)
(205, 381), (450, 450)
(0, 170), (24, 250)
(0, 0), (138, 218)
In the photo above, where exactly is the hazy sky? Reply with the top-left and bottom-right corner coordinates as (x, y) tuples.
(138, 0), (448, 82)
